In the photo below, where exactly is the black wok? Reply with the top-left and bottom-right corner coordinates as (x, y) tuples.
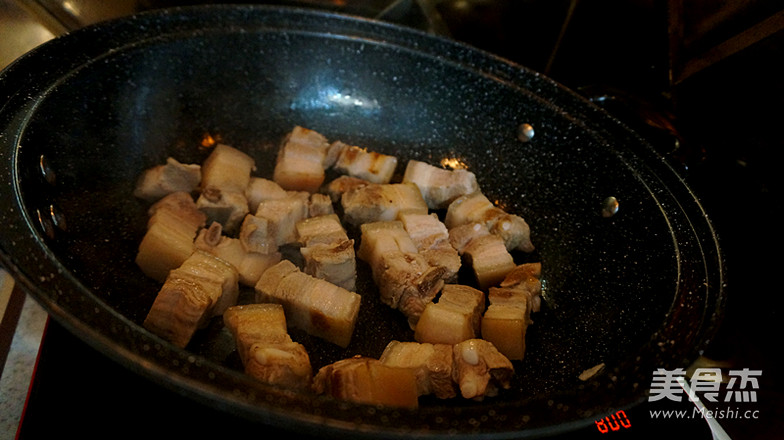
(0, 5), (724, 438)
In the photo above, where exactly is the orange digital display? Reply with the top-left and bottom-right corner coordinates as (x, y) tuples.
(595, 410), (632, 433)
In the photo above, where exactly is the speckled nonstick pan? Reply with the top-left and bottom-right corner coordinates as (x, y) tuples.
(0, 5), (724, 438)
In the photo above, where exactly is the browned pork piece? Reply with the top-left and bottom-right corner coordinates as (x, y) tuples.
(357, 221), (445, 327)
(240, 190), (334, 255)
(296, 213), (349, 247)
(482, 263), (542, 360)
(223, 304), (312, 390)
(307, 192), (334, 217)
(143, 250), (240, 348)
(201, 143), (256, 193)
(296, 214), (356, 291)
(195, 221), (281, 287)
(224, 303), (290, 363)
(238, 215), (277, 256)
(244, 177), (289, 213)
(324, 175), (370, 203)
(398, 212), (461, 283)
(300, 241), (356, 291)
(143, 277), (214, 348)
(146, 190), (208, 231)
(414, 284), (485, 345)
(402, 159), (479, 209)
(341, 182), (428, 226)
(273, 126), (331, 193)
(379, 340), (457, 399)
(448, 222), (516, 290)
(481, 300), (528, 361)
(499, 262), (543, 312)
(379, 339), (514, 401)
(255, 260), (361, 347)
(328, 141), (398, 184)
(133, 157), (201, 202)
(170, 250), (240, 317)
(445, 191), (534, 253)
(252, 192), (310, 247)
(453, 339), (514, 400)
(196, 186), (249, 234)
(136, 191), (207, 282)
(195, 143), (256, 234)
(313, 356), (419, 408)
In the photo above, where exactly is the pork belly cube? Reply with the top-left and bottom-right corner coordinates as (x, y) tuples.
(246, 341), (312, 390)
(136, 221), (197, 282)
(341, 182), (428, 226)
(201, 143), (256, 193)
(419, 247), (461, 284)
(237, 252), (284, 288)
(499, 262), (543, 312)
(196, 187), (249, 234)
(313, 356), (419, 409)
(308, 192), (334, 217)
(278, 270), (360, 347)
(170, 250), (240, 317)
(378, 253), (445, 328)
(399, 212), (461, 282)
(358, 221), (444, 325)
(379, 341), (457, 399)
(481, 262), (542, 360)
(420, 254), (459, 285)
(195, 222), (281, 287)
(481, 303), (528, 361)
(133, 157), (201, 202)
(445, 192), (534, 252)
(414, 284), (484, 345)
(402, 159), (479, 209)
(463, 234), (516, 290)
(447, 222), (490, 253)
(273, 126), (331, 193)
(223, 304), (312, 390)
(136, 192), (206, 282)
(301, 240), (357, 291)
(438, 284), (485, 335)
(143, 271), (223, 348)
(453, 339), (514, 400)
(239, 215), (277, 255)
(223, 304), (290, 364)
(330, 141), (398, 184)
(253, 258), (300, 288)
(414, 302), (475, 345)
(296, 214), (348, 247)
(398, 212), (449, 250)
(146, 191), (208, 232)
(449, 223), (515, 290)
(357, 221), (419, 269)
(245, 177), (289, 213)
(324, 175), (370, 202)
(297, 214), (356, 290)
(255, 260), (361, 347)
(489, 212), (534, 253)
(444, 191), (495, 229)
(255, 195), (310, 246)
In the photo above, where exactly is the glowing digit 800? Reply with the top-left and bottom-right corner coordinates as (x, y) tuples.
(595, 410), (632, 433)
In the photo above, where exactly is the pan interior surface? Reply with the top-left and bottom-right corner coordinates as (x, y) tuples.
(0, 6), (723, 438)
